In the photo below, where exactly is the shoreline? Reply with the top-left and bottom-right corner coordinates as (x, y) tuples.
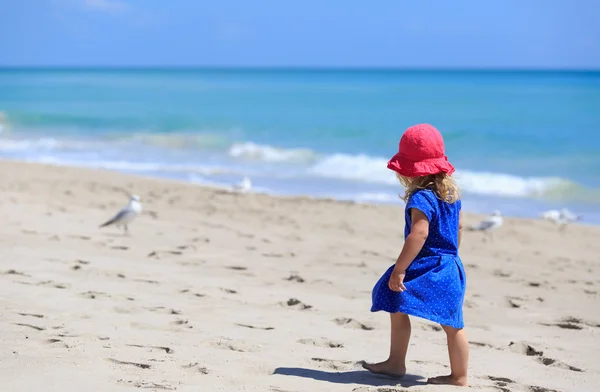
(2, 157), (597, 227)
(1, 159), (599, 391)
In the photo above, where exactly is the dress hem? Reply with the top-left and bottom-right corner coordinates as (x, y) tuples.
(370, 305), (464, 330)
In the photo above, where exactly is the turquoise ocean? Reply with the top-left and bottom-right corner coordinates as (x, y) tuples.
(1, 68), (599, 223)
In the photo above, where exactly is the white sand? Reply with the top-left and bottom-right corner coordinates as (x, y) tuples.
(0, 160), (598, 392)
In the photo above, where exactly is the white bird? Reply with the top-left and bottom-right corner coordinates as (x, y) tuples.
(232, 176), (252, 193)
(468, 210), (503, 241)
(541, 208), (581, 232)
(541, 209), (562, 224)
(99, 194), (142, 235)
(559, 208), (581, 223)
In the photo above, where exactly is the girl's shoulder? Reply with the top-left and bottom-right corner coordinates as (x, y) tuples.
(406, 189), (438, 221)
(408, 189), (461, 209)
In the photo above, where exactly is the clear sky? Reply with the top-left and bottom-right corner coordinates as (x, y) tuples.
(1, 0), (599, 68)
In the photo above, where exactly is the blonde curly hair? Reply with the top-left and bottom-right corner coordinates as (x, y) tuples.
(397, 172), (460, 204)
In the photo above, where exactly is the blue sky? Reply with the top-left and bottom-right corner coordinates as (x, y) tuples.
(1, 0), (599, 68)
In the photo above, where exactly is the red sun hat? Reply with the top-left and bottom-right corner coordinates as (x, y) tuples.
(387, 123), (455, 177)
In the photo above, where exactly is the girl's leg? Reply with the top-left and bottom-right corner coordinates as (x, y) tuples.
(362, 312), (410, 377)
(428, 325), (469, 387)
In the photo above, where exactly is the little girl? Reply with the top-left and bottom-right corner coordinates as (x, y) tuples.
(362, 124), (469, 387)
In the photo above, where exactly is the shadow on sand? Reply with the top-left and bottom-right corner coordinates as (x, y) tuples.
(273, 367), (427, 388)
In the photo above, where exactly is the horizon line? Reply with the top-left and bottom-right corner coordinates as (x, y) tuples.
(0, 65), (599, 72)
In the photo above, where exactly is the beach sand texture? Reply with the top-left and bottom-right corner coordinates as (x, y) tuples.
(0, 160), (598, 392)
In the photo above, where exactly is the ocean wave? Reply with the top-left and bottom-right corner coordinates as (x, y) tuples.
(306, 152), (585, 199)
(228, 142), (318, 163)
(0, 138), (78, 151)
(32, 155), (234, 176)
(0, 135), (591, 201)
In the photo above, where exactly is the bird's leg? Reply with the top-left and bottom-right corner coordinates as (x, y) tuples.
(124, 225), (129, 236)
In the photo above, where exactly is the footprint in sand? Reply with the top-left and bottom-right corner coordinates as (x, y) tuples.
(528, 386), (561, 392)
(284, 274), (305, 283)
(464, 299), (477, 309)
(2, 269), (31, 277)
(421, 324), (442, 332)
(470, 341), (494, 349)
(13, 323), (45, 331)
(44, 339), (69, 349)
(145, 306), (182, 315)
(226, 266), (248, 271)
(181, 362), (209, 374)
(333, 318), (373, 331)
(176, 244), (196, 251)
(536, 357), (583, 372)
(107, 358), (151, 369)
(171, 319), (192, 328)
(235, 323), (275, 331)
(508, 341), (543, 356)
(16, 312), (44, 319)
(152, 250), (183, 257)
(282, 298), (312, 310)
(506, 296), (525, 308)
(126, 344), (174, 354)
(179, 289), (207, 298)
(133, 278), (160, 284)
(116, 379), (175, 390)
(37, 280), (69, 289)
(80, 291), (111, 300)
(486, 376), (515, 392)
(212, 339), (260, 353)
(508, 341), (583, 372)
(541, 316), (599, 330)
(310, 357), (353, 370)
(493, 269), (512, 278)
(190, 236), (210, 243)
(298, 338), (344, 348)
(527, 281), (545, 288)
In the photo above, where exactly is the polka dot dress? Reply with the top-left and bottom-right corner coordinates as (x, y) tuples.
(370, 189), (466, 329)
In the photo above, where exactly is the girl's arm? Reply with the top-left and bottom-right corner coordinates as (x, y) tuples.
(388, 208), (429, 292)
(395, 208), (429, 271)
(458, 209), (463, 248)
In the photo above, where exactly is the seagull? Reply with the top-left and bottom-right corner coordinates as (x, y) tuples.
(559, 208), (581, 223)
(541, 208), (581, 232)
(232, 176), (252, 193)
(541, 209), (562, 224)
(468, 210), (503, 241)
(99, 194), (142, 235)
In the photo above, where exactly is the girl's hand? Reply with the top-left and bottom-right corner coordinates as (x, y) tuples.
(388, 268), (407, 292)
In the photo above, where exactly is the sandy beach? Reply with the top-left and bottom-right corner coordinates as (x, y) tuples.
(0, 160), (598, 392)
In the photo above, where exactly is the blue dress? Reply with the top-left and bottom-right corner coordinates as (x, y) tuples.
(370, 189), (466, 329)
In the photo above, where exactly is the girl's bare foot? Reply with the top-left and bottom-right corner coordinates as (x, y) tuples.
(361, 359), (406, 378)
(427, 374), (468, 387)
